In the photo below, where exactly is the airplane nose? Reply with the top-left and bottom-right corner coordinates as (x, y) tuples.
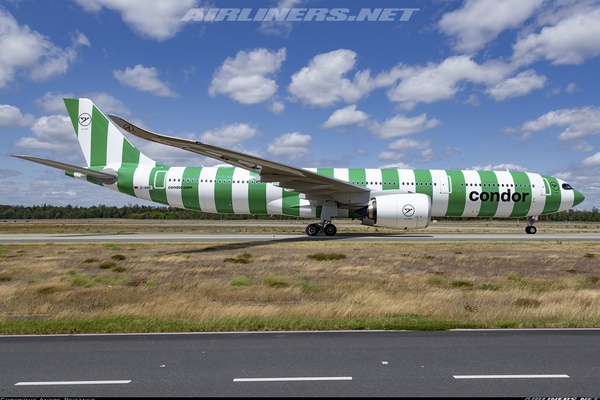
(573, 189), (585, 207)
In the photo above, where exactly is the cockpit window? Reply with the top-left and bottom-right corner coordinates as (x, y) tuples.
(562, 183), (573, 190)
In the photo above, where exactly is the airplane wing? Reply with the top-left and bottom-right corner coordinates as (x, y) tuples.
(12, 155), (118, 184)
(108, 115), (370, 205)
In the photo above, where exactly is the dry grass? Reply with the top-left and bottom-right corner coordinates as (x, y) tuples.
(1, 239), (599, 332)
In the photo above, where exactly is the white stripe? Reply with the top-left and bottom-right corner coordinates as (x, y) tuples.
(165, 167), (185, 209)
(233, 377), (352, 382)
(559, 180), (575, 211)
(493, 171), (515, 218)
(526, 172), (546, 216)
(453, 374), (569, 379)
(398, 169), (415, 194)
(430, 169), (449, 216)
(333, 168), (349, 183)
(199, 167), (217, 213)
(365, 168), (382, 191)
(461, 170), (481, 217)
(232, 168), (251, 214)
(106, 123), (125, 168)
(16, 380), (131, 386)
(266, 181), (282, 215)
(77, 99), (94, 166)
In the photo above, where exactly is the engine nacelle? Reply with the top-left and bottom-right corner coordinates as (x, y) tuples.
(364, 193), (431, 230)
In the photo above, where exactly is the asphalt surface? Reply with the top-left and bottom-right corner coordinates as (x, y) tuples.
(1, 330), (599, 397)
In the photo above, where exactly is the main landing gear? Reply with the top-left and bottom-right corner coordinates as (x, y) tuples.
(525, 216), (537, 234)
(305, 222), (337, 237)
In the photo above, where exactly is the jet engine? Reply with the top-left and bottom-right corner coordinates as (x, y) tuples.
(360, 193), (431, 230)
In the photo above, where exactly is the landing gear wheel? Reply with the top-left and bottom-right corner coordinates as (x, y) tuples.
(525, 226), (537, 234)
(306, 223), (320, 236)
(323, 224), (337, 236)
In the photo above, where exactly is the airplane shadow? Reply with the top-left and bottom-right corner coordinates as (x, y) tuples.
(171, 232), (433, 254)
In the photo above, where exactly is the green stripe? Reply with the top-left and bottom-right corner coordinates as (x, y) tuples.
(509, 172), (532, 217)
(414, 170), (433, 198)
(477, 171), (499, 217)
(445, 170), (466, 216)
(248, 173), (267, 214)
(121, 137), (140, 165)
(64, 99), (79, 136)
(316, 168), (334, 178)
(349, 168), (367, 187)
(149, 167), (169, 206)
(215, 167), (234, 214)
(282, 190), (300, 216)
(90, 106), (108, 167)
(116, 165), (137, 197)
(381, 169), (399, 190)
(542, 176), (561, 214)
(182, 167), (201, 211)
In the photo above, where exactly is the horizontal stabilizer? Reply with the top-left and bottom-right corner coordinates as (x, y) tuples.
(12, 155), (118, 184)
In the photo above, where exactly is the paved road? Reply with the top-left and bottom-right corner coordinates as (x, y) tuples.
(1, 330), (599, 397)
(1, 232), (599, 242)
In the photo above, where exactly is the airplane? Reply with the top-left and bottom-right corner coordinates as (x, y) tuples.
(13, 98), (585, 236)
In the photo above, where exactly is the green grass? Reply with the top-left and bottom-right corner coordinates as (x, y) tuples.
(231, 276), (253, 286)
(224, 253), (252, 264)
(3, 314), (600, 335)
(263, 274), (289, 288)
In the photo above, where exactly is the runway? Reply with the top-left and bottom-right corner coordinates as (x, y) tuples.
(1, 231), (599, 242)
(2, 330), (599, 397)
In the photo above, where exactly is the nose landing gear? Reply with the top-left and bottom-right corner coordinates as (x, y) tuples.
(525, 216), (537, 234)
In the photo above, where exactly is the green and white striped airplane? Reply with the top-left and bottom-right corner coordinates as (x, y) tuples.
(14, 98), (585, 236)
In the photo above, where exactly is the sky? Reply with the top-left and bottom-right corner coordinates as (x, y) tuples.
(0, 0), (599, 210)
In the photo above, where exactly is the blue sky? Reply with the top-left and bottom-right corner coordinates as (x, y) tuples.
(1, 0), (599, 210)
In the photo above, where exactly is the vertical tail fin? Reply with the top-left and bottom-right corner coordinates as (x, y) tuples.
(64, 98), (156, 168)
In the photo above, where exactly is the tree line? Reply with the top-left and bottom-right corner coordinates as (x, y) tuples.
(1, 204), (599, 222)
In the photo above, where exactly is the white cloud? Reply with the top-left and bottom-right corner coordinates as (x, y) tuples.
(0, 105), (35, 128)
(209, 48), (286, 105)
(379, 138), (434, 163)
(268, 101), (285, 115)
(486, 69), (546, 101)
(114, 64), (178, 97)
(439, 0), (543, 52)
(73, 0), (197, 41)
(0, 9), (89, 89)
(387, 138), (432, 151)
(519, 106), (600, 141)
(370, 113), (441, 139)
(267, 132), (311, 160)
(581, 152), (600, 168)
(35, 91), (130, 116)
(512, 6), (600, 65)
(322, 105), (368, 129)
(15, 115), (78, 154)
(469, 163), (529, 172)
(379, 161), (412, 169)
(258, 0), (306, 37)
(386, 56), (510, 109)
(288, 49), (375, 107)
(199, 123), (259, 147)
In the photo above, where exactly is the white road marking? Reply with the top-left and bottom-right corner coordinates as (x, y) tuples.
(233, 377), (352, 382)
(453, 374), (569, 379)
(15, 380), (132, 386)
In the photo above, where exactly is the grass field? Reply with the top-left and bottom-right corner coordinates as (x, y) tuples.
(1, 219), (599, 333)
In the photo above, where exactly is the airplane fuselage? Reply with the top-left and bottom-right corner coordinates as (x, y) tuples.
(74, 164), (578, 220)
